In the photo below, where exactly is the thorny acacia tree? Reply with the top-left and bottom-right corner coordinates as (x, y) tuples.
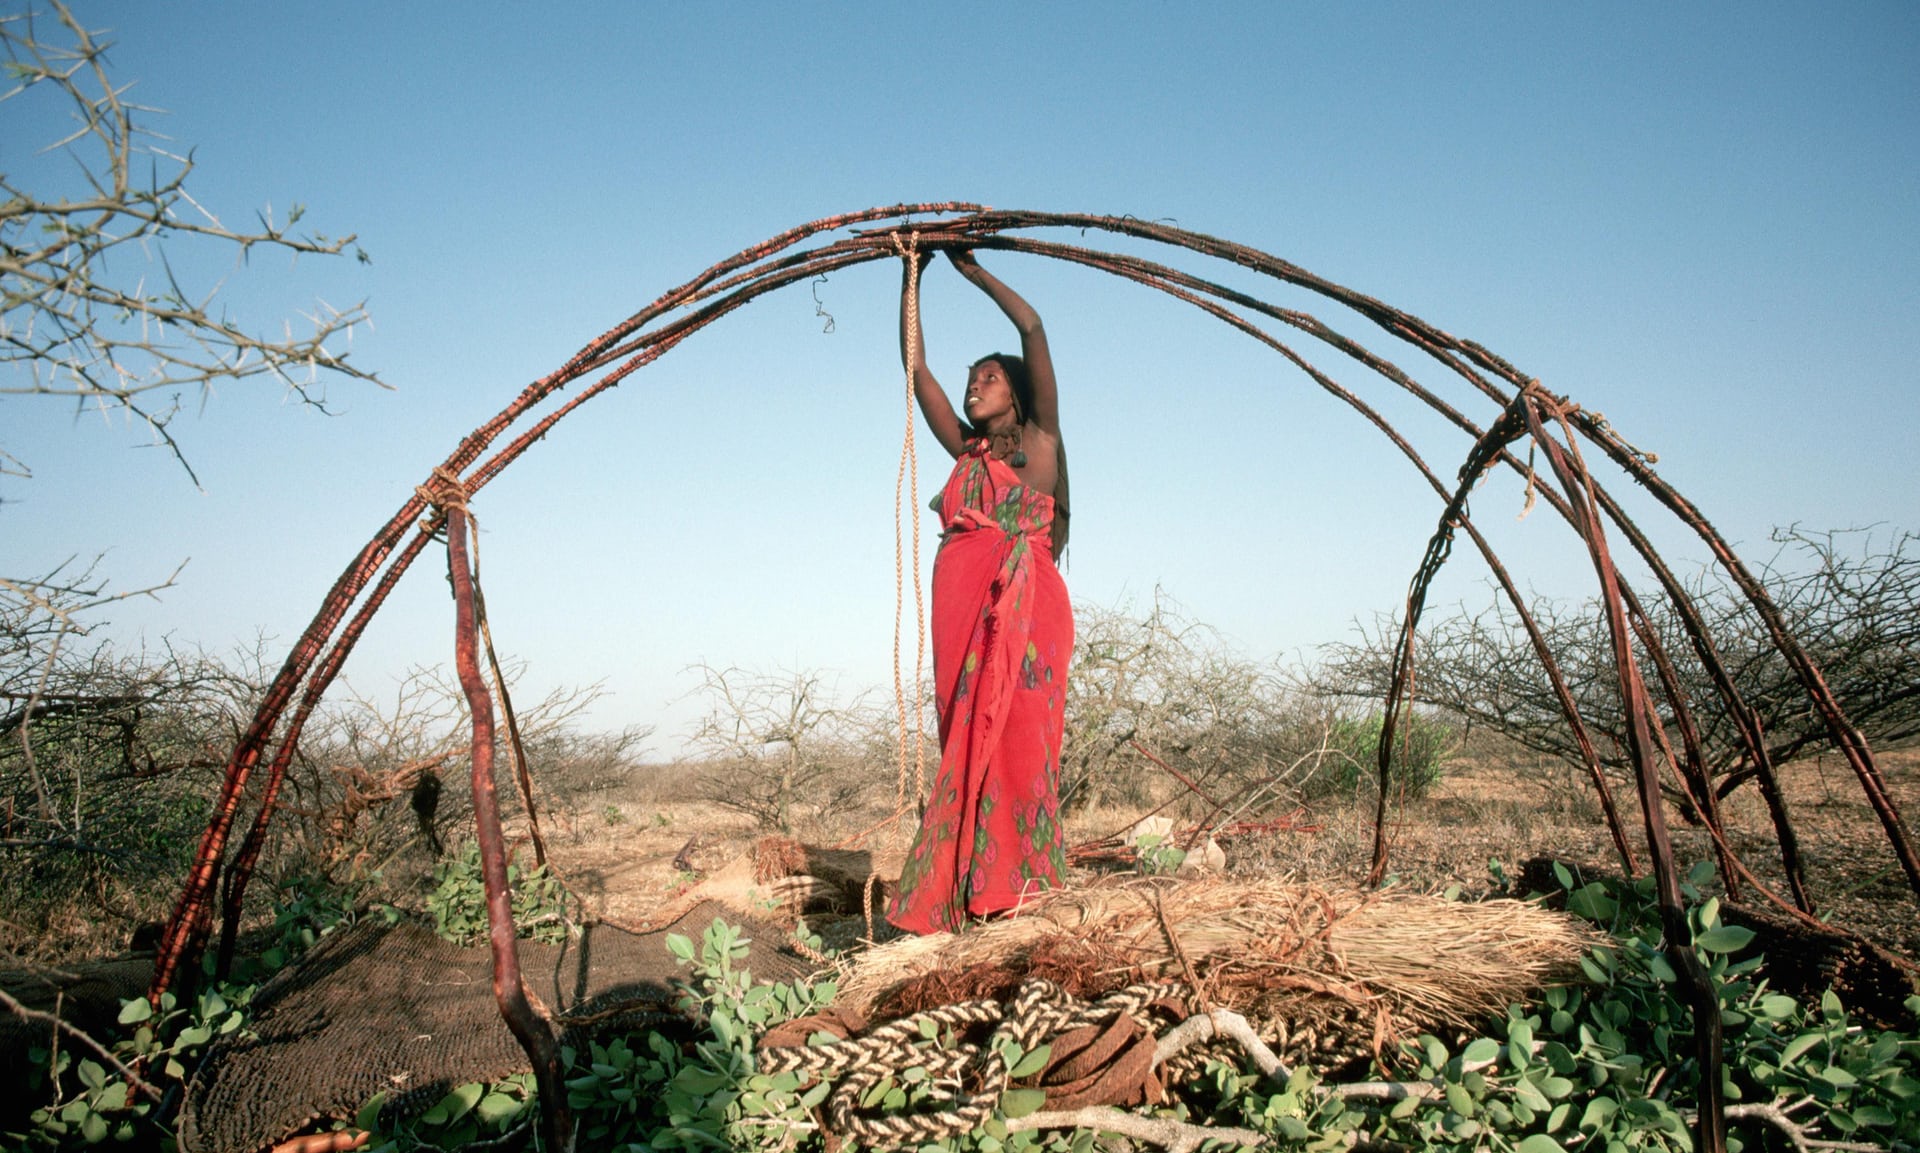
(2, 0), (380, 950)
(1, 0), (379, 482)
(1318, 526), (1920, 805)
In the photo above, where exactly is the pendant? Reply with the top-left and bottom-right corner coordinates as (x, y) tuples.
(1010, 450), (1027, 468)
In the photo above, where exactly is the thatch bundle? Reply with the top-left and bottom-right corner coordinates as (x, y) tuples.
(838, 878), (1599, 1052)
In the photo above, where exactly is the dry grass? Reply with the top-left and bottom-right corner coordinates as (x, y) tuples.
(833, 876), (1598, 1044)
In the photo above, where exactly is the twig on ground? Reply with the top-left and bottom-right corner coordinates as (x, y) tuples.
(1009, 1106), (1265, 1153)
(0, 987), (163, 1102)
(1723, 1098), (1890, 1153)
(1153, 1008), (1291, 1081)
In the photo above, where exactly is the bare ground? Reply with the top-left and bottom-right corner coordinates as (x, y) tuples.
(542, 747), (1920, 963)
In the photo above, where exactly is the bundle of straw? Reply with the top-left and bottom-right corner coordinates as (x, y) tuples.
(838, 878), (1599, 1046)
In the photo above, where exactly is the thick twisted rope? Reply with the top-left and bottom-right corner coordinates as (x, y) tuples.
(867, 231), (930, 940)
(758, 979), (1190, 1146)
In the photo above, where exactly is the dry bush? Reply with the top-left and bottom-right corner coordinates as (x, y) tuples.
(1316, 526), (1920, 812)
(0, 566), (266, 957)
(1063, 594), (1452, 822)
(265, 661), (648, 895)
(0, 579), (645, 959)
(680, 664), (889, 834)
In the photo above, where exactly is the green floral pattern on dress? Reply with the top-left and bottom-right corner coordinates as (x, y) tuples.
(889, 440), (1073, 934)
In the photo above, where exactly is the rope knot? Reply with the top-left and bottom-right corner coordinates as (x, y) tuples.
(415, 467), (472, 530)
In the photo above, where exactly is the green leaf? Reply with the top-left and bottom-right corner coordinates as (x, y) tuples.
(438, 1082), (485, 1123)
(666, 933), (696, 962)
(1509, 1018), (1535, 1052)
(1445, 1081), (1475, 1117)
(476, 1091), (523, 1123)
(1818, 1065), (1859, 1088)
(1009, 1043), (1052, 1079)
(1000, 1089), (1046, 1119)
(81, 1110), (109, 1144)
(1567, 885), (1617, 922)
(355, 1089), (387, 1128)
(1515, 1133), (1568, 1153)
(1462, 1037), (1500, 1066)
(1515, 1078), (1551, 1113)
(117, 999), (153, 1025)
(1694, 926), (1755, 954)
(1782, 1032), (1824, 1065)
(1579, 1097), (1618, 1131)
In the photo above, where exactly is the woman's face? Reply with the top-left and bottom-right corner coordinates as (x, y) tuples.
(964, 359), (1017, 425)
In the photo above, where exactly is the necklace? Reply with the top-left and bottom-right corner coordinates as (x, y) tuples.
(982, 424), (1028, 469)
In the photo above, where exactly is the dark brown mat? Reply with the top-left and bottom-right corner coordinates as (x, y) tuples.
(179, 902), (808, 1153)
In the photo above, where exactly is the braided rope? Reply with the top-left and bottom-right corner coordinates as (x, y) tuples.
(868, 231), (930, 941)
(758, 980), (1191, 1146)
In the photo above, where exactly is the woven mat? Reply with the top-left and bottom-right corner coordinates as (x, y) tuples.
(179, 902), (805, 1153)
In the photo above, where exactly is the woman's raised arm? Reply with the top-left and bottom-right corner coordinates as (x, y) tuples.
(948, 251), (1059, 436)
(901, 252), (967, 458)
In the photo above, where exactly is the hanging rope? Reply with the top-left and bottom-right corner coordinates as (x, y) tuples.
(865, 231), (930, 940)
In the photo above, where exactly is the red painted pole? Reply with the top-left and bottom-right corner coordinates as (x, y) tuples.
(442, 487), (573, 1152)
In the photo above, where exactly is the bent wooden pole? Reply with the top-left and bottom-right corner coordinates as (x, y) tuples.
(442, 483), (573, 1153)
(1520, 389), (1726, 1153)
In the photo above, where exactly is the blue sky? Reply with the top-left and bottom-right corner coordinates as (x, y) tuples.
(7, 2), (1917, 751)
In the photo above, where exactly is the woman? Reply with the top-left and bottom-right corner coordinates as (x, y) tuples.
(888, 248), (1073, 934)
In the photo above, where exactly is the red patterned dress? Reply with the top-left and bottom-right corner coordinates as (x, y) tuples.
(888, 439), (1073, 934)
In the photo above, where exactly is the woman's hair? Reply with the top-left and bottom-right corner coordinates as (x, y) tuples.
(964, 353), (1033, 429)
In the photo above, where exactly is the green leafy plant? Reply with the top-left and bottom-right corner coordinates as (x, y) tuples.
(426, 840), (570, 947)
(351, 872), (1920, 1153)
(1132, 831), (1188, 876)
(4, 872), (392, 1149)
(1201, 862), (1920, 1153)
(1321, 709), (1455, 799)
(12, 983), (253, 1148)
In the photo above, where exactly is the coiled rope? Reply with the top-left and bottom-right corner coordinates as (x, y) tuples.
(759, 979), (1193, 1146)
